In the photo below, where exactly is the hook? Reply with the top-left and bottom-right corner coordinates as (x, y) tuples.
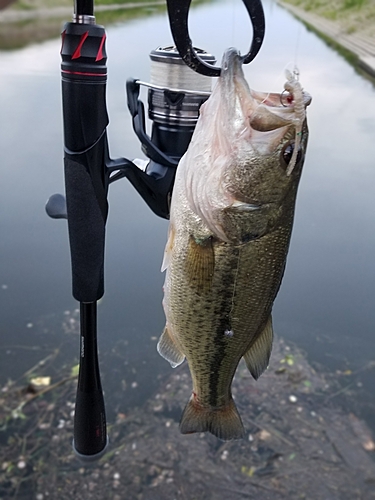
(166, 0), (265, 77)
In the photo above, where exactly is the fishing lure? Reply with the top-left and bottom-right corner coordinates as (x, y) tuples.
(283, 69), (306, 175)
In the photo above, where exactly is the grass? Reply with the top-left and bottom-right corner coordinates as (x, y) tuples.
(282, 0), (375, 35)
(303, 19), (359, 64)
(288, 0), (367, 8)
(10, 0), (163, 10)
(95, 3), (165, 25)
(343, 0), (366, 8)
(0, 0), (167, 49)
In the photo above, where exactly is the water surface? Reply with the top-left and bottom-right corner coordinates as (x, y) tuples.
(1, 0), (374, 429)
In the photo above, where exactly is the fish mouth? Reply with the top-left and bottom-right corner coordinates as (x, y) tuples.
(183, 48), (311, 240)
(218, 48), (311, 151)
(250, 88), (312, 110)
(220, 47), (243, 79)
(247, 84), (312, 135)
(247, 88), (311, 152)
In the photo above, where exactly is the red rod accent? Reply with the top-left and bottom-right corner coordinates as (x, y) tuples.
(72, 31), (89, 60)
(96, 34), (106, 62)
(61, 70), (107, 77)
(60, 29), (66, 56)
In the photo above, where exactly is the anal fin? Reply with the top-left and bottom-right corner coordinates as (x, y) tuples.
(243, 316), (273, 380)
(157, 325), (185, 368)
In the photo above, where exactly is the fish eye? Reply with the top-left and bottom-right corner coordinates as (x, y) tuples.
(281, 142), (302, 169)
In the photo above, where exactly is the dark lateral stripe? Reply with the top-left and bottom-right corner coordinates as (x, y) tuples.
(208, 249), (240, 407)
(208, 340), (229, 407)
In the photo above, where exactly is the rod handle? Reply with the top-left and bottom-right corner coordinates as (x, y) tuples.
(73, 302), (108, 460)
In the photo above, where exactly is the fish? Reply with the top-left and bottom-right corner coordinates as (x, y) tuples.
(157, 48), (312, 440)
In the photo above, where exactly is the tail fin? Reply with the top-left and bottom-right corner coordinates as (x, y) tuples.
(179, 396), (245, 441)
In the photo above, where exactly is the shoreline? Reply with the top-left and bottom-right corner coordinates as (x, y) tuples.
(0, 1), (165, 22)
(0, 1), (166, 50)
(2, 1), (375, 79)
(278, 1), (375, 78)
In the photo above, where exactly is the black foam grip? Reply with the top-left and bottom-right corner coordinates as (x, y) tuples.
(65, 158), (105, 302)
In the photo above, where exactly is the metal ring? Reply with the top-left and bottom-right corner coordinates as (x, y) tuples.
(280, 89), (291, 107)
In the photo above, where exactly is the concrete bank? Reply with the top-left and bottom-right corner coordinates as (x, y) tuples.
(278, 1), (375, 78)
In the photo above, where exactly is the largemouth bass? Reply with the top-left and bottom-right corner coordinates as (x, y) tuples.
(158, 48), (311, 440)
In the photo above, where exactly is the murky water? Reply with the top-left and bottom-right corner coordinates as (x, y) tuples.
(1, 0), (374, 442)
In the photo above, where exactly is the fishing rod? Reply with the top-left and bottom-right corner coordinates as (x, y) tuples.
(46, 0), (265, 460)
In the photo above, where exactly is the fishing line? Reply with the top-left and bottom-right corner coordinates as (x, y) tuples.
(229, 0), (251, 61)
(231, 0), (236, 46)
(256, 4), (304, 109)
(150, 57), (212, 92)
(293, 22), (302, 72)
(283, 20), (303, 88)
(228, 245), (242, 327)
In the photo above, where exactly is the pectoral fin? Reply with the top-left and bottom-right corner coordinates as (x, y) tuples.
(243, 316), (273, 380)
(185, 235), (215, 294)
(157, 325), (185, 368)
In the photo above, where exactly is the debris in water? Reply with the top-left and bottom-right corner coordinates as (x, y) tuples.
(1, 335), (375, 500)
(28, 376), (51, 393)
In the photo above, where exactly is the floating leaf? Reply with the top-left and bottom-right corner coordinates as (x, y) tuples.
(30, 377), (51, 388)
(241, 466), (256, 477)
(259, 430), (271, 440)
(275, 367), (286, 374)
(303, 380), (312, 387)
(280, 354), (295, 366)
(11, 409), (26, 420)
(71, 364), (79, 377)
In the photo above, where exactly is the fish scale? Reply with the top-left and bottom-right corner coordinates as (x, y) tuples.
(158, 48), (311, 440)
